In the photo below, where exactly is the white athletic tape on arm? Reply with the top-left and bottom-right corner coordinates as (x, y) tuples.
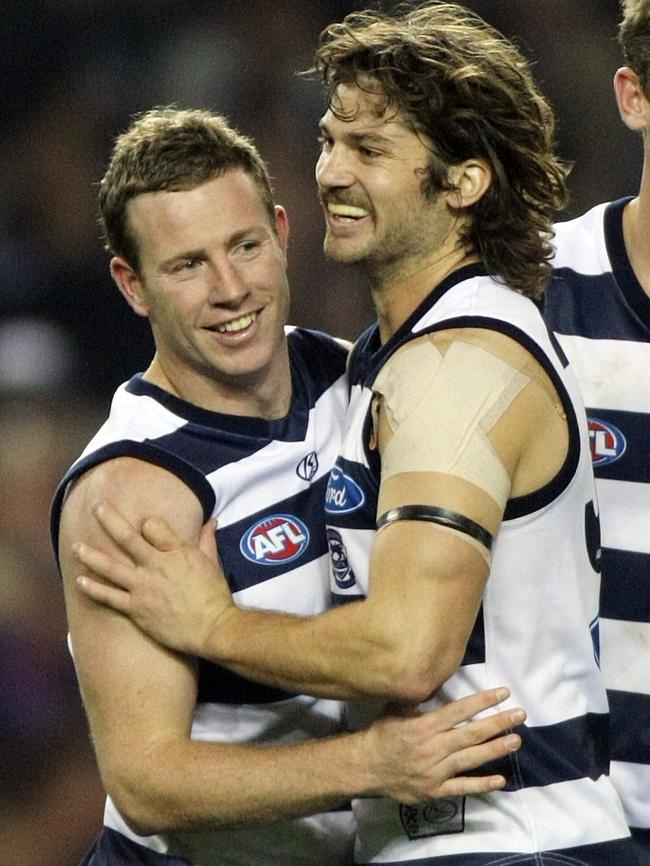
(374, 338), (530, 511)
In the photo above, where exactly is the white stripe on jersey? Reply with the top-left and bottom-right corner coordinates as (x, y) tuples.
(234, 551), (332, 613)
(601, 618), (650, 695)
(77, 390), (187, 457)
(597, 478), (650, 553)
(552, 201), (610, 273)
(611, 762), (650, 829)
(555, 334), (650, 413)
(353, 776), (627, 863)
(190, 694), (343, 744)
(213, 376), (348, 527)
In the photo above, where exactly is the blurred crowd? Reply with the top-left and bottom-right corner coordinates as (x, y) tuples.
(0, 2), (638, 863)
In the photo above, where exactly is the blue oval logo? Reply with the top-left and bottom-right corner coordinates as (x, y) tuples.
(324, 465), (365, 514)
(240, 514), (309, 566)
(588, 417), (626, 467)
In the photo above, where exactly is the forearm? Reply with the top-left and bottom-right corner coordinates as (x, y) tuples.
(202, 600), (441, 703)
(201, 527), (485, 703)
(105, 728), (373, 834)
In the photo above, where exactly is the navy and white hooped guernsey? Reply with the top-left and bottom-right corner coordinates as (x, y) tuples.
(545, 198), (650, 862)
(51, 327), (354, 866)
(325, 264), (635, 865)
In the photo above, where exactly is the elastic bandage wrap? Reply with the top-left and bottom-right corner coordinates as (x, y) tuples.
(373, 336), (531, 558)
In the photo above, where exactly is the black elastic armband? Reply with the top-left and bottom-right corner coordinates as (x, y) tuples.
(376, 505), (493, 551)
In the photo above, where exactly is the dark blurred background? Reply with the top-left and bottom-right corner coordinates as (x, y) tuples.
(0, 2), (639, 864)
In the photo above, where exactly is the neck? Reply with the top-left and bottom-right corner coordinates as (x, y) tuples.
(370, 243), (478, 343)
(622, 155), (650, 297)
(143, 352), (293, 420)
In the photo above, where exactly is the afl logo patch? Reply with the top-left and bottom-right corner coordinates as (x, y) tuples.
(240, 515), (309, 565)
(325, 465), (365, 514)
(588, 417), (626, 466)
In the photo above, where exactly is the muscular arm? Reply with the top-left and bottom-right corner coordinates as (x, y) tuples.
(63, 457), (525, 832)
(75, 329), (568, 705)
(61, 458), (374, 833)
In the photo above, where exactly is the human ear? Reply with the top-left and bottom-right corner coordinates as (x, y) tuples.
(110, 257), (150, 318)
(614, 66), (650, 132)
(274, 205), (289, 263)
(445, 158), (492, 210)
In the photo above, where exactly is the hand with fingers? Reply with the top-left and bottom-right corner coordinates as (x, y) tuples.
(365, 687), (525, 802)
(74, 501), (231, 656)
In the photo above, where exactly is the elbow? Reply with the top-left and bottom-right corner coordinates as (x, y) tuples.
(106, 780), (167, 837)
(103, 766), (184, 836)
(376, 643), (464, 705)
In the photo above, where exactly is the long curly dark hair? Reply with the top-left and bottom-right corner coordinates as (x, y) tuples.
(312, 1), (569, 299)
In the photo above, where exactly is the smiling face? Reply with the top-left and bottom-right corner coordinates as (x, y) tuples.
(111, 169), (292, 416)
(315, 82), (458, 281)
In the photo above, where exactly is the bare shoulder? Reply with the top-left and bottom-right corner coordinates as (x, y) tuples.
(390, 327), (551, 383)
(60, 456), (205, 559)
(375, 325), (568, 509)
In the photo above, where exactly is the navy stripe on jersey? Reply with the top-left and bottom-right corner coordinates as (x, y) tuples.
(461, 607), (485, 666)
(50, 440), (216, 562)
(331, 592), (366, 605)
(549, 270), (648, 341)
(221, 477), (330, 593)
(609, 690), (650, 764)
(80, 829), (191, 865)
(632, 828), (650, 852)
(196, 658), (295, 704)
(544, 319), (571, 368)
(587, 408), (650, 484)
(125, 373), (309, 440)
(470, 712), (609, 791)
(150, 421), (274, 475)
(355, 838), (636, 866)
(289, 328), (352, 398)
(600, 548), (650, 622)
(604, 198), (650, 329)
(547, 198), (650, 342)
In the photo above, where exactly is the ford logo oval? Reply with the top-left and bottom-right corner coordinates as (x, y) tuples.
(324, 465), (365, 514)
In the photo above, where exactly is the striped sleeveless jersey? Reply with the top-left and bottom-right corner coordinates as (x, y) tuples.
(51, 327), (354, 866)
(325, 265), (634, 865)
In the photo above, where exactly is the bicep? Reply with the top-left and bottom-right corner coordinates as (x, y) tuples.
(374, 328), (568, 531)
(364, 517), (488, 694)
(59, 458), (204, 780)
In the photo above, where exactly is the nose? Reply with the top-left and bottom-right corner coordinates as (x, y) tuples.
(316, 144), (355, 191)
(207, 259), (250, 308)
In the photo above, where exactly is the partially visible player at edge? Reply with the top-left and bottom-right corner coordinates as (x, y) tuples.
(51, 106), (526, 866)
(543, 0), (650, 860)
(73, 3), (638, 864)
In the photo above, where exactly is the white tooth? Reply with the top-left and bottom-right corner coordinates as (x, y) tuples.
(327, 203), (369, 218)
(216, 312), (257, 333)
